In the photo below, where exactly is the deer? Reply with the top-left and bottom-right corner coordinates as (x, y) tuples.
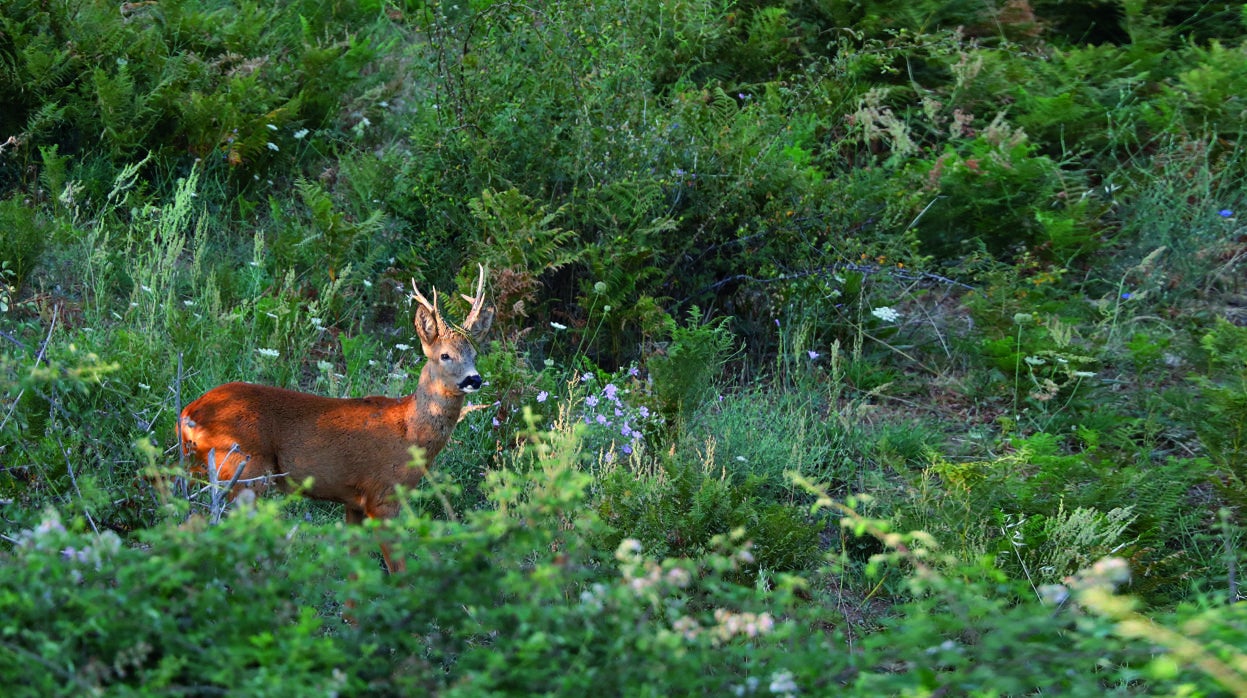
(177, 265), (494, 573)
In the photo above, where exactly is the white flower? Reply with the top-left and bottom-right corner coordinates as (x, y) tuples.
(395, 343), (411, 351)
(871, 306), (900, 322)
(266, 123), (278, 131)
(266, 142), (279, 152)
(615, 538), (643, 562)
(256, 348), (280, 358)
(768, 670), (797, 695)
(551, 321), (567, 330)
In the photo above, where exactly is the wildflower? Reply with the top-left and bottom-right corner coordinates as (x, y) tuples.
(616, 538), (643, 562)
(595, 414), (609, 426)
(769, 670), (798, 695)
(536, 390), (549, 403)
(256, 348), (280, 358)
(603, 383), (619, 402)
(621, 444), (633, 455)
(266, 123), (278, 131)
(395, 343), (412, 351)
(628, 366), (640, 377)
(551, 321), (567, 330)
(638, 406), (650, 419)
(266, 142), (279, 152)
(293, 128), (309, 140)
(317, 360), (334, 372)
(871, 306), (900, 322)
(1120, 292), (1131, 300)
(1219, 209), (1234, 218)
(594, 281), (608, 294)
(666, 567), (692, 587)
(807, 350), (820, 360)
(585, 395), (599, 408)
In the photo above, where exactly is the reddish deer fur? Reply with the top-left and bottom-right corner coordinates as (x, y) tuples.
(178, 266), (494, 572)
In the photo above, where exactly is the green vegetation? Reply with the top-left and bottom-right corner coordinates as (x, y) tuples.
(3, 0), (1247, 694)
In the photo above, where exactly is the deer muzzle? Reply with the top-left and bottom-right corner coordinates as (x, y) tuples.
(459, 374), (483, 392)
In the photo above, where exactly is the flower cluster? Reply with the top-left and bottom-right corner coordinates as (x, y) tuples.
(565, 367), (661, 460)
(16, 509), (123, 583)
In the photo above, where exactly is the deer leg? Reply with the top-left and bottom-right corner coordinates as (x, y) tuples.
(364, 498), (404, 574)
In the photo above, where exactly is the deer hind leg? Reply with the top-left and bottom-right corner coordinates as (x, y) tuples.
(362, 497), (405, 574)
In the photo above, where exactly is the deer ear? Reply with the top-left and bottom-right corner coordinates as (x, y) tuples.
(414, 304), (440, 354)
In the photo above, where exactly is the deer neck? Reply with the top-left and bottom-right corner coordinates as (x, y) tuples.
(406, 361), (467, 460)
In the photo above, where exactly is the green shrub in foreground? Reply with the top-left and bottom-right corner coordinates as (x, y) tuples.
(5, 447), (1247, 696)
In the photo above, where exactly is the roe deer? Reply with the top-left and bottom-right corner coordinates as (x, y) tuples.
(178, 265), (494, 572)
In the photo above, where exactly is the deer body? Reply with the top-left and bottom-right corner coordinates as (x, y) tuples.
(178, 266), (493, 571)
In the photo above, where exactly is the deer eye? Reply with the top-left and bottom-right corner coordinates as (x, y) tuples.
(441, 353), (452, 361)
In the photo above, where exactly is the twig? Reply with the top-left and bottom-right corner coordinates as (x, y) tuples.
(685, 262), (974, 304)
(0, 304), (59, 435)
(0, 328), (25, 349)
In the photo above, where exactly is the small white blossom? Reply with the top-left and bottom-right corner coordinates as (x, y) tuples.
(395, 343), (411, 351)
(266, 142), (279, 152)
(293, 128), (309, 140)
(266, 123), (278, 131)
(551, 321), (568, 330)
(256, 348), (280, 358)
(871, 306), (900, 323)
(769, 670), (797, 696)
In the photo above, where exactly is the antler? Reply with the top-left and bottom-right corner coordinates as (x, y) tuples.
(460, 263), (488, 332)
(410, 279), (450, 337)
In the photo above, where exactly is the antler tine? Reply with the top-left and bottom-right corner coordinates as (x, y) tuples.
(410, 278), (435, 312)
(460, 263), (488, 330)
(411, 278), (450, 334)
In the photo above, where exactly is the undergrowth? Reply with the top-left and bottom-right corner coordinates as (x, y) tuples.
(3, 0), (1247, 694)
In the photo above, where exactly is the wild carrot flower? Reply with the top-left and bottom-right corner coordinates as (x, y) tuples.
(871, 306), (901, 322)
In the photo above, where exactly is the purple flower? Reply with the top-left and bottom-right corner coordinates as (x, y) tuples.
(1120, 292), (1131, 300)
(628, 366), (640, 377)
(603, 383), (619, 402)
(638, 406), (650, 419)
(807, 350), (820, 360)
(596, 414), (610, 426)
(1219, 209), (1234, 218)
(536, 390), (549, 403)
(585, 395), (599, 408)
(621, 444), (633, 455)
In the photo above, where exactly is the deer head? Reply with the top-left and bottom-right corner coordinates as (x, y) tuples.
(410, 264), (495, 395)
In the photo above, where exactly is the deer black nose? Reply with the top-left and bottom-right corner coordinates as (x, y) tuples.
(459, 374), (482, 392)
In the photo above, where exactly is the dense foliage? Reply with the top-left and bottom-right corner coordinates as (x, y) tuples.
(3, 0), (1247, 694)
